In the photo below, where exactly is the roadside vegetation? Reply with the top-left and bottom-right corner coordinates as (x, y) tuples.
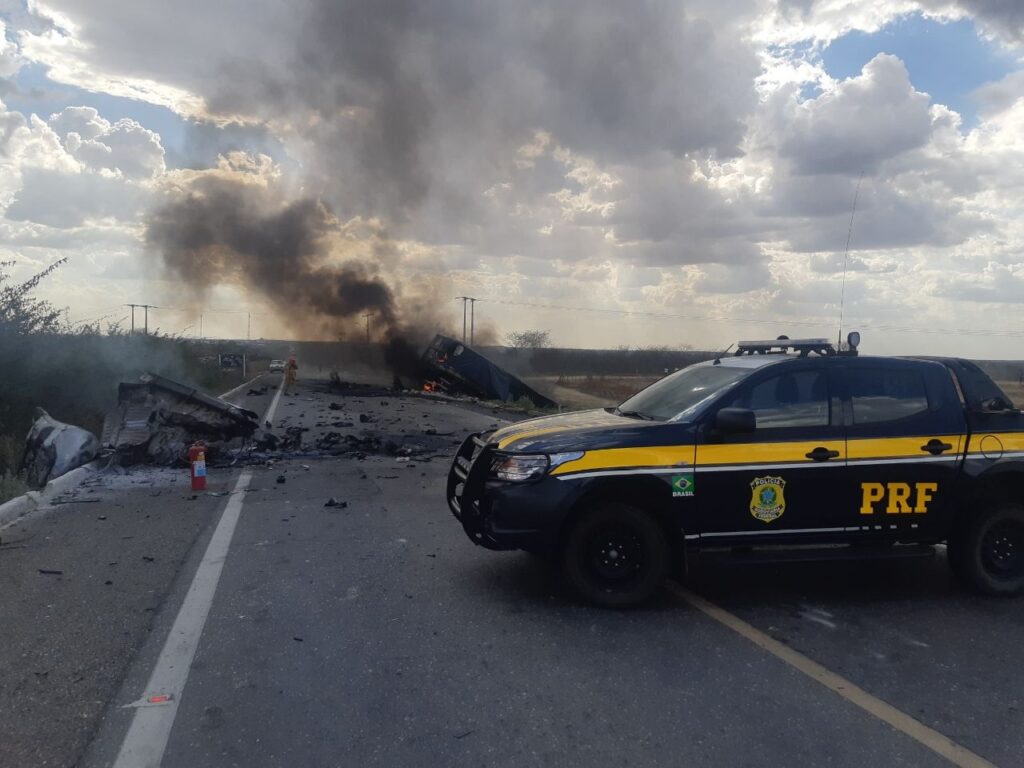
(0, 260), (251, 502)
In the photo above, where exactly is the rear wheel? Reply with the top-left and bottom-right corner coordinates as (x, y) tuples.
(562, 502), (670, 608)
(954, 502), (1024, 595)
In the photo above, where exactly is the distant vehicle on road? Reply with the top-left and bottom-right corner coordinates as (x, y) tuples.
(448, 334), (1024, 607)
(268, 359), (285, 372)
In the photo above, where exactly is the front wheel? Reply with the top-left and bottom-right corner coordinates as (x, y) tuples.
(562, 502), (670, 608)
(953, 502), (1024, 596)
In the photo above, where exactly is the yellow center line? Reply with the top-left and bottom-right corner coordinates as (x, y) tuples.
(666, 582), (997, 768)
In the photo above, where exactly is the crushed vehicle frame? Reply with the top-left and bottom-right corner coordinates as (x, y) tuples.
(101, 372), (259, 465)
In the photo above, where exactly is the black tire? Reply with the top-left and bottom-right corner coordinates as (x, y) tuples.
(562, 502), (670, 608)
(955, 503), (1024, 596)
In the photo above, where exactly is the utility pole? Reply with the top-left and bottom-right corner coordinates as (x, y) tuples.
(199, 313), (204, 339)
(125, 304), (158, 335)
(456, 296), (478, 344)
(247, 312), (251, 341)
(470, 298), (477, 346)
(363, 312), (372, 343)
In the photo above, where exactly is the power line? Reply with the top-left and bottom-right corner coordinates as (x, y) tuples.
(473, 297), (1024, 340)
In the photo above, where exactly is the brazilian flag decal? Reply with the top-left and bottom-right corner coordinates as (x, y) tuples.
(671, 473), (695, 498)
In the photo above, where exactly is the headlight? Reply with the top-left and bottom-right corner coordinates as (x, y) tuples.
(491, 451), (585, 481)
(492, 454), (549, 481)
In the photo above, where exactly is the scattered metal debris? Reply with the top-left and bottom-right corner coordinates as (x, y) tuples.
(21, 409), (100, 487)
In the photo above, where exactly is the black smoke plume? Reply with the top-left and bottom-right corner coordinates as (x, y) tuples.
(146, 178), (401, 340)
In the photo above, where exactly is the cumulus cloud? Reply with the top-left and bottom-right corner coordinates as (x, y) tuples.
(0, 100), (157, 229)
(48, 106), (165, 178)
(1, 0), (1024, 353)
(780, 55), (933, 176)
(927, 0), (1024, 42)
(759, 1), (1024, 46)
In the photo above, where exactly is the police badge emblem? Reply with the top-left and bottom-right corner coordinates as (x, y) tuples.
(750, 476), (786, 523)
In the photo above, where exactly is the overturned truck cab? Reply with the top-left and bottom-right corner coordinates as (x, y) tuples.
(422, 335), (558, 409)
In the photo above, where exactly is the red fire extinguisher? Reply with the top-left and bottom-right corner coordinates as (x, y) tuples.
(189, 442), (207, 491)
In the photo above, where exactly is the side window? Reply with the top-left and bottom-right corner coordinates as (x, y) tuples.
(733, 370), (830, 429)
(848, 368), (929, 425)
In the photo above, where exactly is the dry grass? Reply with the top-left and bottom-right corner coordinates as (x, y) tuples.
(556, 375), (659, 402)
(0, 471), (27, 505)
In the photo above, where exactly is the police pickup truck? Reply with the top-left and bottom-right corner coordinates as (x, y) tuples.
(447, 336), (1024, 607)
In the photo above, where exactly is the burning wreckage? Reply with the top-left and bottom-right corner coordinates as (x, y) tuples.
(420, 335), (558, 409)
(21, 338), (557, 487)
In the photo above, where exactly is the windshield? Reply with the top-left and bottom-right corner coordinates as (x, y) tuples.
(617, 363), (751, 421)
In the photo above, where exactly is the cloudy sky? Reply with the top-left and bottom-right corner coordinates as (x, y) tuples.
(1, 0), (1023, 354)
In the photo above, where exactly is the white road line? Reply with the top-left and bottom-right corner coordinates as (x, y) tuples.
(667, 583), (996, 768)
(265, 377), (285, 425)
(112, 379), (285, 768)
(218, 372), (266, 401)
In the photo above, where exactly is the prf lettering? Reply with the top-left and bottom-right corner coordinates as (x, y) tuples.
(860, 482), (938, 515)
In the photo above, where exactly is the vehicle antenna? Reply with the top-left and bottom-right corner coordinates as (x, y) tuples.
(837, 171), (864, 349)
(713, 343), (734, 365)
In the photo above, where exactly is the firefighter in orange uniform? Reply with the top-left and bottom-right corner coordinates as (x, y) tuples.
(285, 353), (298, 393)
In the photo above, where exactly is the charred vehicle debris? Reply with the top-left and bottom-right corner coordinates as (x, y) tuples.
(100, 372), (261, 465)
(21, 409), (101, 487)
(17, 333), (553, 485)
(20, 372), (263, 485)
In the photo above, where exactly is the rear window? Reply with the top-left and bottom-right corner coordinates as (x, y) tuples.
(848, 368), (929, 424)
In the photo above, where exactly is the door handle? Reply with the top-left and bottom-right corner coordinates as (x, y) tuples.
(921, 439), (953, 455)
(805, 447), (840, 462)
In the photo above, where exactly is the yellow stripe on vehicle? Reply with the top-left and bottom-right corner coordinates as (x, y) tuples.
(493, 410), (624, 450)
(695, 440), (846, 466)
(963, 431), (1024, 457)
(998, 433), (1024, 452)
(497, 425), (580, 450)
(550, 445), (696, 476)
(847, 434), (964, 461)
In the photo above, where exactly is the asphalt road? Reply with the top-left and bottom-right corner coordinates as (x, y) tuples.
(5, 373), (1020, 767)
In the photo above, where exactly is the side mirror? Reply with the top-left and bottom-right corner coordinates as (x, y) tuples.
(715, 407), (756, 434)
